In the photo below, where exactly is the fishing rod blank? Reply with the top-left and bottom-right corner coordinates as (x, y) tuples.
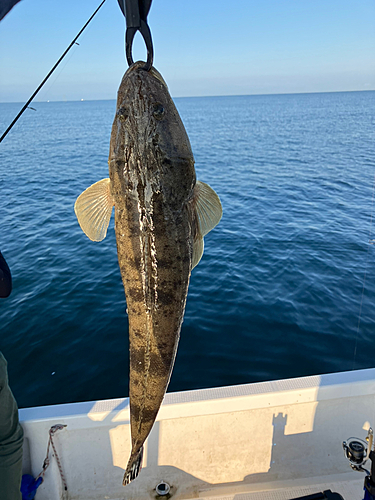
(0, 0), (107, 144)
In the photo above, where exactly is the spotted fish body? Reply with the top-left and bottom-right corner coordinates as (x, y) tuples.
(74, 62), (222, 485)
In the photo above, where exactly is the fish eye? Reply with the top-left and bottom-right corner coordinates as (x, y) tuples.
(152, 103), (165, 120)
(117, 107), (129, 122)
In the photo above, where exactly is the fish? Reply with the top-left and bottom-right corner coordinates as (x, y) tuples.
(74, 61), (222, 485)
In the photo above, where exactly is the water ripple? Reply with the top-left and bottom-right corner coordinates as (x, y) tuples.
(1, 93), (375, 407)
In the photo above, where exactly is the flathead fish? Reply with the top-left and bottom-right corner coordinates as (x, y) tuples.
(74, 62), (222, 485)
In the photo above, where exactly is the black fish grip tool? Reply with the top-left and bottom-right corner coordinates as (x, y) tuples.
(117, 0), (154, 70)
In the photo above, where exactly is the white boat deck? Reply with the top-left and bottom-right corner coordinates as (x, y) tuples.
(195, 474), (363, 499)
(92, 474), (364, 500)
(20, 368), (375, 500)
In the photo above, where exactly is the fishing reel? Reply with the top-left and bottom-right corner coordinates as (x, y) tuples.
(342, 427), (373, 474)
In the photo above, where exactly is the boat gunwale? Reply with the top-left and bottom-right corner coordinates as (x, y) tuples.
(19, 367), (375, 426)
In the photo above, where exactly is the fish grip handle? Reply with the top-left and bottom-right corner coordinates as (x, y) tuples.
(117, 0), (154, 70)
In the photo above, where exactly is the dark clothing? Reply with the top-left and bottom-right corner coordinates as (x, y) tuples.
(0, 252), (12, 298)
(0, 254), (22, 497)
(0, 0), (21, 21)
(0, 352), (23, 500)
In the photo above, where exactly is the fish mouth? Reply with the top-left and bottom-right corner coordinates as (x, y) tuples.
(125, 61), (168, 89)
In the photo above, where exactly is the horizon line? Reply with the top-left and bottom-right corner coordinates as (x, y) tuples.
(0, 88), (374, 105)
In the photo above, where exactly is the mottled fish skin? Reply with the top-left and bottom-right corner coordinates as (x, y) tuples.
(109, 62), (196, 482)
(75, 60), (221, 485)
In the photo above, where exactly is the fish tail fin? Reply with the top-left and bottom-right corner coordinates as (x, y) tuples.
(123, 446), (144, 486)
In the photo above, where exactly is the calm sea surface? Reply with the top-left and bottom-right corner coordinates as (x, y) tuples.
(0, 91), (374, 408)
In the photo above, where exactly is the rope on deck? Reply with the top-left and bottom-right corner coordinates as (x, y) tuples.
(36, 424), (68, 492)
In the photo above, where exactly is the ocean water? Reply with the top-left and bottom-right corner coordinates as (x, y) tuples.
(0, 91), (374, 409)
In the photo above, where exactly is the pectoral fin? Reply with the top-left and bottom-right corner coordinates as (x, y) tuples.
(192, 237), (204, 270)
(191, 180), (222, 269)
(193, 181), (222, 236)
(74, 178), (114, 242)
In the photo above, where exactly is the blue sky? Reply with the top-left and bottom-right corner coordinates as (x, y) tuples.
(0, 0), (374, 102)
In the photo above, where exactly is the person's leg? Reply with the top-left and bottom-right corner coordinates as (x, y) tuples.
(0, 352), (23, 500)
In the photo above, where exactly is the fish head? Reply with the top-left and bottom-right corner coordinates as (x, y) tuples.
(109, 62), (196, 206)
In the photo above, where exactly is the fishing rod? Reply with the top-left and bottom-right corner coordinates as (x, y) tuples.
(0, 0), (107, 144)
(343, 427), (375, 499)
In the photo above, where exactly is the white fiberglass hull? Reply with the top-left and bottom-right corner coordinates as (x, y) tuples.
(20, 369), (374, 500)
